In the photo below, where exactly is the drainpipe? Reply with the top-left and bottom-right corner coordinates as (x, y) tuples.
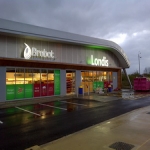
(123, 68), (132, 89)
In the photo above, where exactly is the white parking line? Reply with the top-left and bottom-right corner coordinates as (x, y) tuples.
(0, 121), (3, 124)
(39, 103), (67, 110)
(59, 101), (87, 106)
(15, 107), (41, 116)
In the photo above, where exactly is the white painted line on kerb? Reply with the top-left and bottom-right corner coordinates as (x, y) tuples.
(15, 107), (41, 116)
(39, 103), (67, 110)
(59, 101), (87, 106)
(0, 121), (3, 124)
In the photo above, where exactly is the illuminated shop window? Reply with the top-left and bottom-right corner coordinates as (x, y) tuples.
(6, 68), (15, 85)
(15, 68), (25, 84)
(41, 69), (48, 96)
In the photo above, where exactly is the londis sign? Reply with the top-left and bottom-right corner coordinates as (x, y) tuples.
(87, 55), (109, 66)
(24, 43), (54, 59)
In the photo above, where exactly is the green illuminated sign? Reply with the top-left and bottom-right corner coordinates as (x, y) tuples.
(86, 45), (110, 50)
(87, 55), (108, 66)
(54, 70), (60, 95)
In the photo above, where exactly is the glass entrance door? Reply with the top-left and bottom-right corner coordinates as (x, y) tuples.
(66, 70), (75, 95)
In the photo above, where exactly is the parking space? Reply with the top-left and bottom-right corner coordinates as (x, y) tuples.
(0, 98), (103, 126)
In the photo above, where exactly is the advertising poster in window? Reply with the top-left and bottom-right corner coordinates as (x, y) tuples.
(6, 85), (15, 100)
(54, 70), (60, 95)
(41, 83), (47, 96)
(16, 84), (24, 99)
(47, 83), (54, 96)
(97, 81), (104, 88)
(93, 81), (104, 91)
(25, 84), (33, 98)
(34, 84), (40, 97)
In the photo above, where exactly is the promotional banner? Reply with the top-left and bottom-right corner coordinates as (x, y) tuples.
(54, 70), (60, 95)
(47, 83), (54, 96)
(6, 85), (15, 100)
(34, 84), (40, 97)
(16, 84), (24, 99)
(25, 84), (33, 98)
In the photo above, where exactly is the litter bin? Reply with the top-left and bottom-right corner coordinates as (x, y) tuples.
(108, 87), (112, 92)
(78, 87), (83, 94)
(108, 85), (112, 92)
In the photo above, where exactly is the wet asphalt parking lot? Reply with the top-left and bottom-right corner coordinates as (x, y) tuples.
(0, 99), (103, 126)
(1, 97), (150, 150)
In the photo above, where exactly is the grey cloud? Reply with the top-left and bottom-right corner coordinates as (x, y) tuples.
(0, 0), (150, 74)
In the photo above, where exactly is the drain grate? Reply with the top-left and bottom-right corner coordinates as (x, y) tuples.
(109, 141), (135, 150)
(147, 112), (150, 114)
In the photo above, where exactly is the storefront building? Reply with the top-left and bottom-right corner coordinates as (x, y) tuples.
(0, 19), (130, 102)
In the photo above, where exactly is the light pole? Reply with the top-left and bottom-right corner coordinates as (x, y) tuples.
(138, 52), (141, 75)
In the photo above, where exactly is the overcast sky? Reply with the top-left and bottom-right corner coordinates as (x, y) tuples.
(0, 0), (150, 74)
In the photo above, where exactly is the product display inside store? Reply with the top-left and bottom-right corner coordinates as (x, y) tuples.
(81, 71), (112, 93)
(66, 71), (75, 94)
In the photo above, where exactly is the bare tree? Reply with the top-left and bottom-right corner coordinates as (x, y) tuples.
(144, 67), (150, 74)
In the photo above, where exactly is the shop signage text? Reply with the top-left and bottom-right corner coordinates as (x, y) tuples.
(87, 55), (109, 67)
(24, 43), (54, 59)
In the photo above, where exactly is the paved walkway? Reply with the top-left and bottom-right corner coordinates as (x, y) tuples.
(26, 106), (150, 150)
(24, 90), (150, 150)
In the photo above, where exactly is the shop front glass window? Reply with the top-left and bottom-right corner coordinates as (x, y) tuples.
(108, 72), (112, 81)
(33, 69), (41, 97)
(6, 68), (15, 85)
(81, 71), (85, 87)
(89, 71), (93, 92)
(83, 71), (89, 93)
(15, 68), (25, 99)
(66, 70), (75, 95)
(41, 69), (48, 96)
(25, 69), (33, 98)
(6, 68), (15, 100)
(48, 70), (54, 96)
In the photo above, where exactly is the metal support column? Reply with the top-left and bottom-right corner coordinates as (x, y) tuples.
(123, 68), (132, 89)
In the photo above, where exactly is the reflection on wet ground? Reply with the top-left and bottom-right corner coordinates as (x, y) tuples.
(0, 98), (103, 126)
(1, 95), (150, 150)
